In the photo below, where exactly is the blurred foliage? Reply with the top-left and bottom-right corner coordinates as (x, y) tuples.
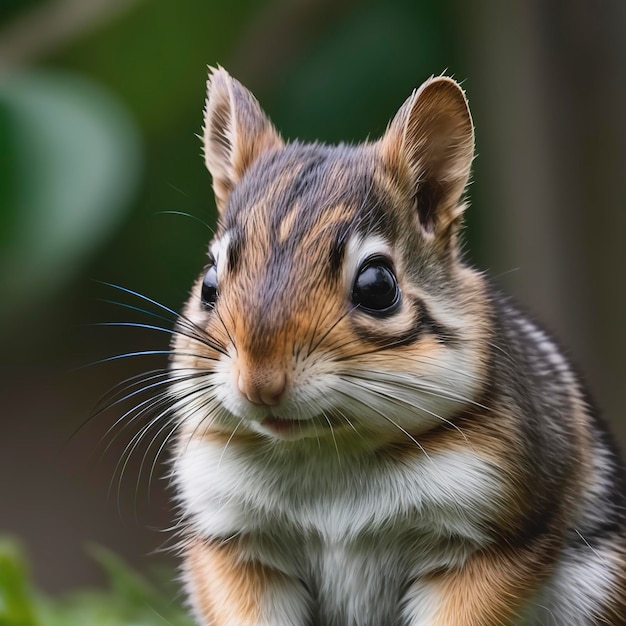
(52, 0), (263, 134)
(0, 0), (44, 24)
(0, 540), (192, 626)
(0, 71), (142, 319)
(271, 0), (453, 142)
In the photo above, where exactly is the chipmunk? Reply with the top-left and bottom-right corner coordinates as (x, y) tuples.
(168, 67), (626, 625)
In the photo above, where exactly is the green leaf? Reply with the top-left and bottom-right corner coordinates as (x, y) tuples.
(88, 546), (169, 614)
(0, 540), (39, 626)
(0, 70), (142, 319)
(0, 538), (193, 626)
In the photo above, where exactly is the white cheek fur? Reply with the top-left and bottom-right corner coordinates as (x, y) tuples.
(336, 347), (481, 434)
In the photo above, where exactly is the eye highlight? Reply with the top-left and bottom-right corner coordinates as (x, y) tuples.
(201, 263), (218, 309)
(351, 256), (401, 316)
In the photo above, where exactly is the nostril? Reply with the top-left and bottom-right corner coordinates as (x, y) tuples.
(238, 369), (286, 406)
(238, 373), (261, 405)
(259, 370), (286, 406)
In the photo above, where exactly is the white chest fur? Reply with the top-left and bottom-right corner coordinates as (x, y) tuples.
(174, 436), (504, 625)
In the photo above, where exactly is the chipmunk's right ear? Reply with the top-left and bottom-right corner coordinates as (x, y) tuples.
(380, 76), (474, 243)
(203, 67), (284, 213)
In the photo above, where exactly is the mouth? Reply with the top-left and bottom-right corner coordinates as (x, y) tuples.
(257, 413), (345, 440)
(260, 415), (306, 437)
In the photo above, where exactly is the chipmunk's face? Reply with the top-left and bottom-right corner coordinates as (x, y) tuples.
(171, 69), (488, 445)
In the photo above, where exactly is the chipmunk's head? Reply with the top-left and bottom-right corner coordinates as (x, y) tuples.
(172, 67), (487, 445)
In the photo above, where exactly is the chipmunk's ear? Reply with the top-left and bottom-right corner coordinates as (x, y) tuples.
(381, 77), (474, 241)
(203, 67), (284, 213)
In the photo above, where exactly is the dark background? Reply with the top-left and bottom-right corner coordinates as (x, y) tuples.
(1, 0), (624, 593)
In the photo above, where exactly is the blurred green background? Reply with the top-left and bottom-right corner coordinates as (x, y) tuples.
(1, 0), (624, 597)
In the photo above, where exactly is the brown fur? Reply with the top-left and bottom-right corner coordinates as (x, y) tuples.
(429, 534), (561, 626)
(186, 539), (276, 626)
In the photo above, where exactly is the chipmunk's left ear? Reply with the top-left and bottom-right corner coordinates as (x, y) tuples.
(381, 77), (474, 240)
(203, 67), (284, 213)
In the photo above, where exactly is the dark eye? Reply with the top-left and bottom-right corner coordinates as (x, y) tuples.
(351, 257), (401, 316)
(201, 264), (218, 309)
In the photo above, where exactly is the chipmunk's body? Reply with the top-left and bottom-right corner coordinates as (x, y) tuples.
(169, 68), (626, 625)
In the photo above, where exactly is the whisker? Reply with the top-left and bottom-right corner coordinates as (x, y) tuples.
(66, 368), (171, 447)
(109, 397), (173, 506)
(326, 336), (483, 385)
(330, 406), (374, 451)
(174, 393), (239, 463)
(92, 368), (170, 411)
(88, 321), (221, 355)
(346, 369), (489, 412)
(110, 378), (220, 507)
(213, 306), (238, 355)
(99, 298), (214, 350)
(304, 299), (333, 360)
(308, 304), (357, 357)
(220, 299), (239, 338)
(486, 340), (518, 368)
(217, 420), (243, 472)
(83, 349), (219, 369)
(134, 412), (179, 508)
(136, 404), (201, 508)
(342, 374), (473, 450)
(391, 353), (484, 383)
(98, 298), (176, 326)
(88, 369), (214, 449)
(321, 410), (341, 465)
(97, 281), (185, 324)
(93, 306), (228, 359)
(97, 281), (224, 354)
(100, 372), (215, 463)
(96, 369), (211, 425)
(334, 383), (432, 462)
(154, 209), (214, 233)
(145, 413), (190, 499)
(90, 321), (184, 336)
(101, 388), (176, 463)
